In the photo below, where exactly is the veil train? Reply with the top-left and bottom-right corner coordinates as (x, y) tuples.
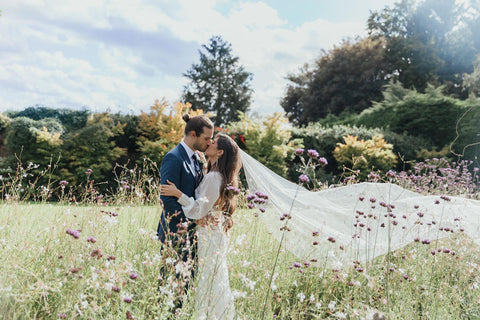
(240, 150), (480, 268)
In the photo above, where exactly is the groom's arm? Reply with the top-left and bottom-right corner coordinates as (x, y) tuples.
(160, 153), (182, 215)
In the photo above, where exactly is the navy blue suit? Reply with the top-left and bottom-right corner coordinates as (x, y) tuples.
(157, 143), (197, 243)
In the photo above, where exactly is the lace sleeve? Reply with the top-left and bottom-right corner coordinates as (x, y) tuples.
(178, 171), (222, 220)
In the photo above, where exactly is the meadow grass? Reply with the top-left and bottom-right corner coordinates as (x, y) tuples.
(1, 202), (479, 319)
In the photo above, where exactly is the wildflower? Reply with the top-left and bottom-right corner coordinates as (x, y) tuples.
(434, 199), (440, 204)
(246, 194), (256, 201)
(123, 296), (133, 303)
(421, 239), (431, 245)
(59, 180), (69, 187)
(107, 255), (116, 261)
(386, 170), (396, 178)
(126, 310), (134, 319)
(295, 148), (304, 155)
(66, 229), (81, 239)
(299, 174), (310, 183)
(417, 212), (424, 218)
(259, 208), (265, 213)
(312, 231), (319, 237)
(359, 196), (365, 201)
(129, 272), (138, 280)
(85, 169), (92, 176)
(297, 292), (306, 302)
(307, 149), (319, 158)
(255, 191), (269, 199)
(403, 274), (409, 280)
(327, 236), (336, 243)
(86, 236), (97, 243)
(227, 185), (241, 194)
(440, 195), (451, 201)
(356, 267), (364, 272)
(414, 205), (419, 209)
(293, 262), (302, 268)
(112, 285), (121, 293)
(328, 300), (336, 311)
(318, 157), (328, 166)
(247, 203), (255, 209)
(58, 313), (67, 319)
(369, 197), (376, 203)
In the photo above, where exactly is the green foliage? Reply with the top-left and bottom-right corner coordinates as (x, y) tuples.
(463, 55), (480, 97)
(5, 117), (64, 163)
(110, 113), (140, 165)
(367, 0), (479, 97)
(7, 105), (90, 131)
(228, 112), (300, 177)
(290, 123), (432, 176)
(333, 135), (397, 179)
(357, 82), (466, 147)
(281, 37), (390, 125)
(136, 100), (205, 166)
(182, 36), (253, 126)
(60, 113), (126, 188)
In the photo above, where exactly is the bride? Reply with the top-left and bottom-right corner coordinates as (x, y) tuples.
(161, 133), (241, 320)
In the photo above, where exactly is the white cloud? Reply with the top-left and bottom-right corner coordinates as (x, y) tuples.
(0, 0), (373, 116)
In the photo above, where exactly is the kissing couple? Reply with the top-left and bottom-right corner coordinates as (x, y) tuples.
(157, 114), (241, 319)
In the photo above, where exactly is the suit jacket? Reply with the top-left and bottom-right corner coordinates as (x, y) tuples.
(157, 143), (198, 242)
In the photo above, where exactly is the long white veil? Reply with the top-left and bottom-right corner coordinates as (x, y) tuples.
(240, 150), (480, 268)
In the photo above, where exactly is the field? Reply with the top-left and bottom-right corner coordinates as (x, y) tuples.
(1, 201), (480, 319)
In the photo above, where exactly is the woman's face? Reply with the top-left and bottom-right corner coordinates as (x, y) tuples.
(205, 136), (220, 159)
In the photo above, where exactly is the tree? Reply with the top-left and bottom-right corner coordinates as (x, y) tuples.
(182, 36), (253, 126)
(281, 37), (391, 125)
(367, 0), (479, 97)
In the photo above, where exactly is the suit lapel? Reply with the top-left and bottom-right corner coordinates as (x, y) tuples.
(177, 144), (196, 178)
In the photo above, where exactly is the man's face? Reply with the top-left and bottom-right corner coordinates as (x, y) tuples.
(193, 127), (214, 152)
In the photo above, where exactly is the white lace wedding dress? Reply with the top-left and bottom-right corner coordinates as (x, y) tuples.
(178, 171), (236, 320)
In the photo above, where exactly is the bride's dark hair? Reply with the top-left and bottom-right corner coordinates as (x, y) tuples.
(207, 133), (242, 232)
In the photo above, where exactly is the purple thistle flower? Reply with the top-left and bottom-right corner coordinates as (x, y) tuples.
(227, 185), (241, 194)
(417, 212), (424, 218)
(57, 313), (67, 319)
(327, 236), (336, 243)
(293, 262), (302, 268)
(312, 231), (319, 237)
(66, 228), (80, 239)
(129, 272), (138, 280)
(369, 197), (376, 203)
(295, 148), (304, 155)
(112, 285), (121, 293)
(246, 194), (256, 201)
(403, 274), (409, 280)
(359, 196), (365, 201)
(318, 157), (328, 166)
(59, 180), (69, 187)
(86, 236), (97, 243)
(259, 208), (265, 213)
(85, 169), (93, 176)
(123, 296), (133, 303)
(247, 203), (255, 209)
(307, 149), (319, 158)
(299, 174), (309, 184)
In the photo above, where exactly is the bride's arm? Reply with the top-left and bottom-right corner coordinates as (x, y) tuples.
(161, 172), (221, 220)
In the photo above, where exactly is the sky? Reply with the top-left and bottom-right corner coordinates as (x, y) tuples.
(0, 0), (398, 116)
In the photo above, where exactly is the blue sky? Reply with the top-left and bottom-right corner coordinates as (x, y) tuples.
(0, 0), (397, 116)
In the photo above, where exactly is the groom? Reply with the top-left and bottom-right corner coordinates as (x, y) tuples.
(157, 114), (214, 247)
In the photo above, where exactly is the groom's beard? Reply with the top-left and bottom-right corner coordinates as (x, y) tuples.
(193, 141), (208, 152)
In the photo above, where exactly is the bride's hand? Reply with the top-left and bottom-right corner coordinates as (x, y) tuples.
(160, 180), (183, 198)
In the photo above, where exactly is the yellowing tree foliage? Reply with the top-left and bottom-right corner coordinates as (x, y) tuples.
(136, 100), (206, 165)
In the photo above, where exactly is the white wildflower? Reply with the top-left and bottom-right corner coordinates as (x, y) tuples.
(334, 311), (347, 320)
(297, 292), (306, 302)
(309, 295), (316, 302)
(328, 300), (336, 311)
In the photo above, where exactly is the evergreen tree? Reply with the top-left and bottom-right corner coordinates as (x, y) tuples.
(182, 36), (253, 126)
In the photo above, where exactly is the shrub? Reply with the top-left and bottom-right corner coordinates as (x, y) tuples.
(228, 112), (301, 177)
(333, 135), (397, 179)
(136, 100), (205, 166)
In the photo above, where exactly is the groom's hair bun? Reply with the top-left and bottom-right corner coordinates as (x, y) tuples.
(183, 114), (214, 136)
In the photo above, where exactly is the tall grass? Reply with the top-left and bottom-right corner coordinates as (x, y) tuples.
(1, 202), (479, 319)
